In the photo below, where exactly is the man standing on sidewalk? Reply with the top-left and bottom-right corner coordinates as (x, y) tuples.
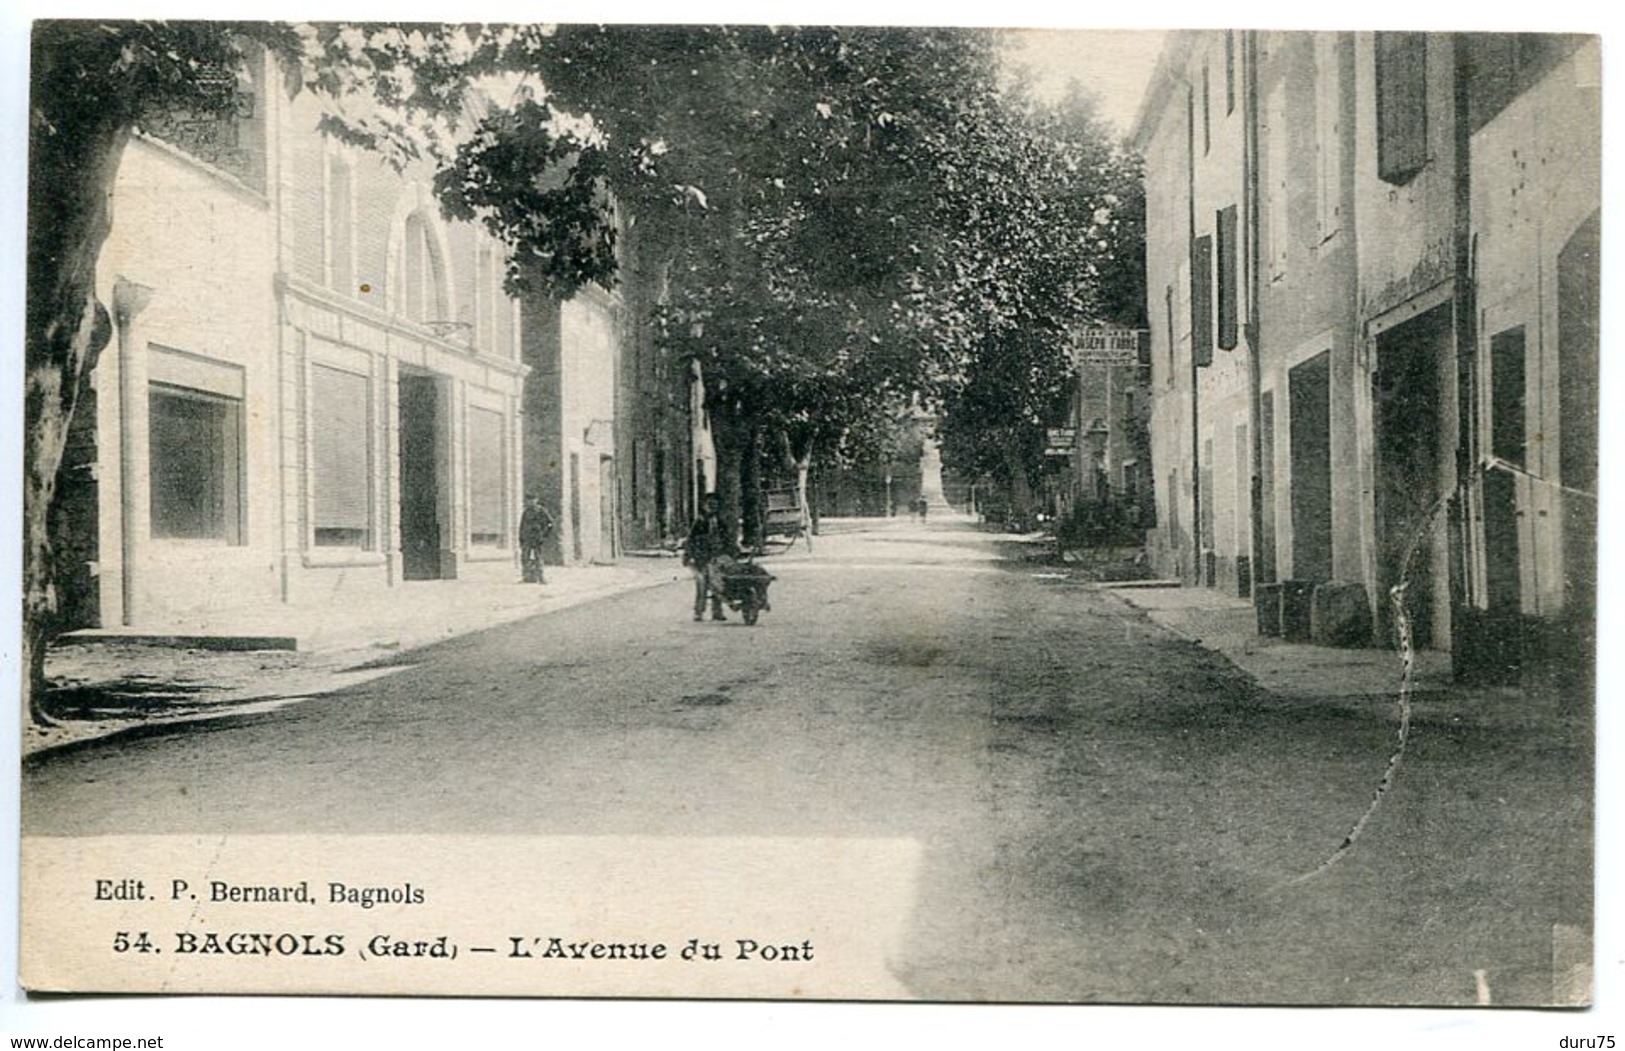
(519, 494), (555, 584)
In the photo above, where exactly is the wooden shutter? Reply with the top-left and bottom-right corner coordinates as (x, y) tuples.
(1191, 234), (1213, 366)
(1216, 206), (1239, 350)
(1375, 32), (1428, 184)
(468, 406), (506, 544)
(311, 364), (371, 541)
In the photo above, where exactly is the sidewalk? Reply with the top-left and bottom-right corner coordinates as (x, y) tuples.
(61, 559), (685, 654)
(30, 557), (685, 757)
(1097, 581), (1585, 739)
(1101, 582), (1454, 700)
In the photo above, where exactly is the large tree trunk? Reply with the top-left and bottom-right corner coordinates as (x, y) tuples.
(782, 429), (815, 549)
(739, 421), (762, 551)
(793, 458), (814, 550)
(24, 105), (131, 725)
(709, 402), (745, 552)
(808, 464), (822, 536)
(1002, 432), (1036, 529)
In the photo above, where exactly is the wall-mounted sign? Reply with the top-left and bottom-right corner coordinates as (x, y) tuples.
(1071, 328), (1147, 367)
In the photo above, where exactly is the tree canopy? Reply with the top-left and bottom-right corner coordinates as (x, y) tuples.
(23, 20), (1144, 722)
(415, 25), (1144, 523)
(933, 82), (1148, 513)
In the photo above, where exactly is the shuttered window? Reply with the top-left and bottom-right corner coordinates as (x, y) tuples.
(1315, 34), (1344, 238)
(1266, 85), (1290, 277)
(1216, 206), (1239, 351)
(1191, 234), (1214, 366)
(311, 364), (371, 547)
(1375, 32), (1428, 184)
(468, 406), (506, 546)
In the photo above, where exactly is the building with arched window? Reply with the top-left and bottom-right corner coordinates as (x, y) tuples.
(80, 47), (528, 632)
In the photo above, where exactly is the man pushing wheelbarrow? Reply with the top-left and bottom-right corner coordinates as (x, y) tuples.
(682, 493), (775, 626)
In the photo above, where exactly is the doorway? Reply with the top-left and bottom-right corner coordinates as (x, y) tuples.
(1483, 326), (1526, 619)
(1374, 306), (1451, 648)
(599, 455), (618, 561)
(398, 371), (444, 580)
(1288, 352), (1332, 583)
(1259, 391), (1277, 584)
(569, 453), (583, 563)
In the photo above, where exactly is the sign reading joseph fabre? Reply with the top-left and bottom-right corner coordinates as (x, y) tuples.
(1072, 328), (1146, 367)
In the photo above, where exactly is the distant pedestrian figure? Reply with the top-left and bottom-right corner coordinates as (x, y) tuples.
(683, 492), (734, 622)
(518, 494), (555, 584)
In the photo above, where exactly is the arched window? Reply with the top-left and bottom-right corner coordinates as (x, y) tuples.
(397, 211), (449, 323)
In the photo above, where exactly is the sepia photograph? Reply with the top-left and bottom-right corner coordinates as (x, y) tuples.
(4, 4), (1614, 1045)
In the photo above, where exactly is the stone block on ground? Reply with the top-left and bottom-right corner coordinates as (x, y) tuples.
(1310, 580), (1373, 648)
(1255, 582), (1282, 637)
(1279, 580), (1316, 642)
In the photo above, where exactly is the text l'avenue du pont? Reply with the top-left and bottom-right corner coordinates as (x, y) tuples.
(110, 930), (816, 964)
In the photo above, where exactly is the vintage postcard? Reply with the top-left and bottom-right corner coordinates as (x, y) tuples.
(13, 16), (1602, 1021)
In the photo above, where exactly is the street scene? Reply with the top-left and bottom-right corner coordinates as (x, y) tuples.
(23, 515), (1593, 1005)
(17, 22), (1600, 1016)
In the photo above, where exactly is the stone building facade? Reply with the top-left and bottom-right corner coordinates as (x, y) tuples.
(84, 49), (527, 631)
(1133, 31), (1598, 680)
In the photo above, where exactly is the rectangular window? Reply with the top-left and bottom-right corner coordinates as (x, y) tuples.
(1216, 206), (1239, 350)
(1225, 31), (1236, 115)
(1375, 32), (1428, 184)
(468, 406), (506, 546)
(1315, 34), (1344, 239)
(1191, 234), (1213, 366)
(138, 49), (267, 192)
(311, 364), (372, 547)
(149, 384), (243, 543)
(1266, 85), (1290, 277)
(476, 243), (496, 354)
(326, 157), (354, 295)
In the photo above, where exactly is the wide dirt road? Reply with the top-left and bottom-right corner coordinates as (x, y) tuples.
(23, 517), (1591, 1005)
